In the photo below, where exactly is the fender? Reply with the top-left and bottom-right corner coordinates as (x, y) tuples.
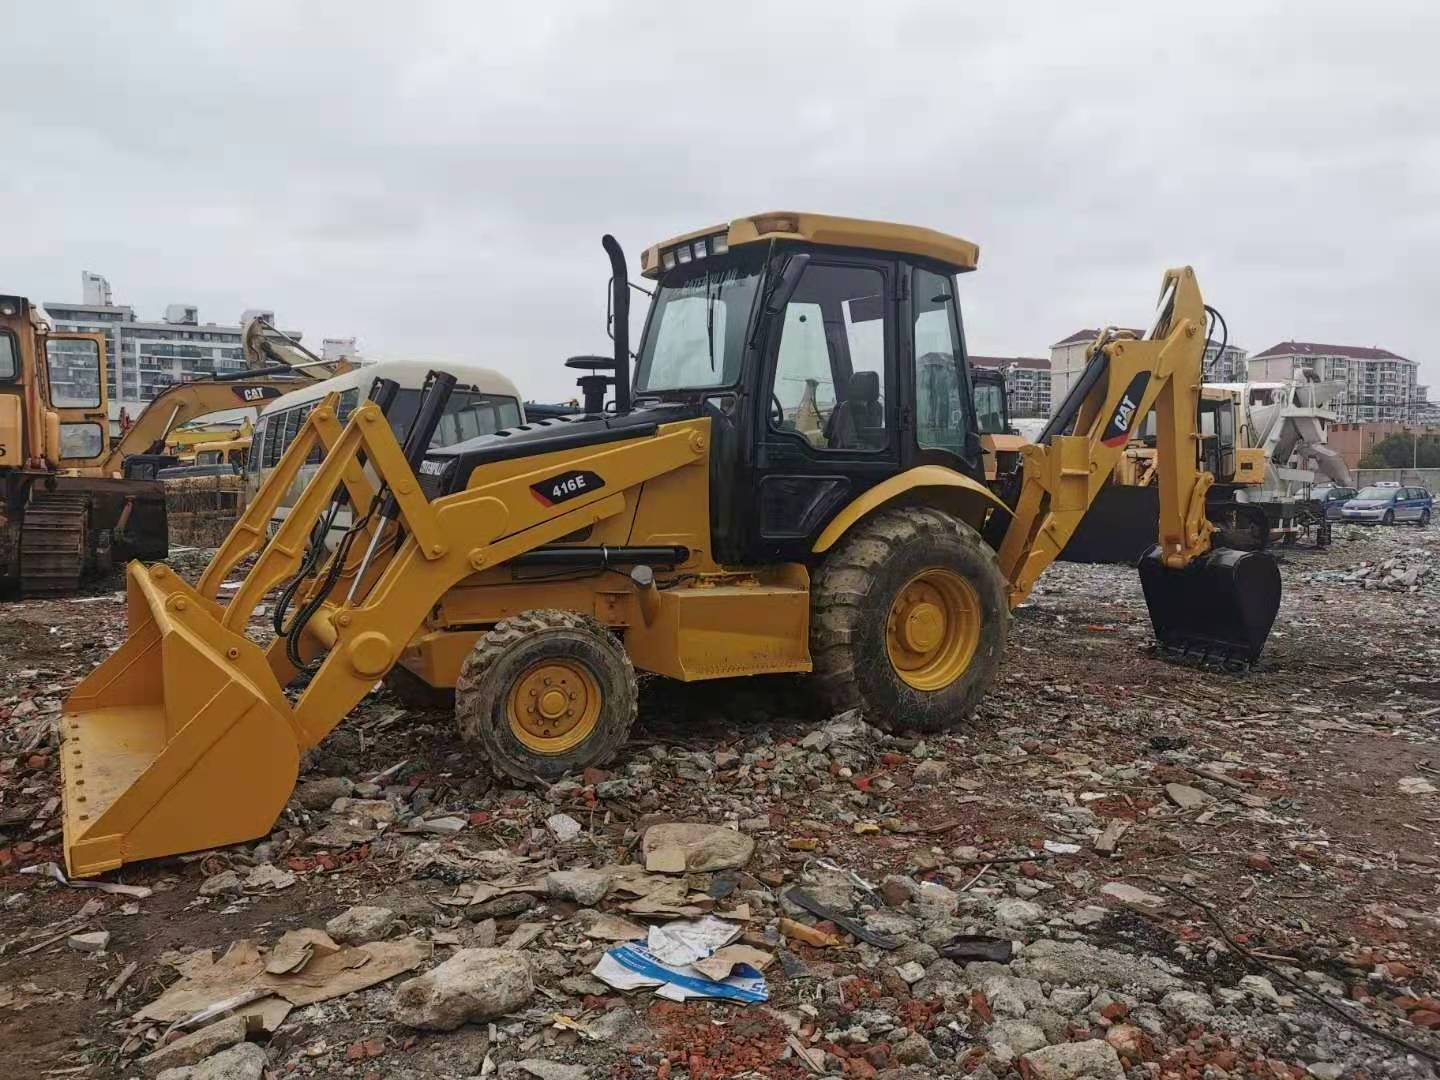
(812, 465), (1011, 554)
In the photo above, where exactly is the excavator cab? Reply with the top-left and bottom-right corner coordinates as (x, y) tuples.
(61, 213), (1280, 878)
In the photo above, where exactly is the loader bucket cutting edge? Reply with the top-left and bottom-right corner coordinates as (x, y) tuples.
(60, 563), (300, 878)
(1137, 546), (1281, 665)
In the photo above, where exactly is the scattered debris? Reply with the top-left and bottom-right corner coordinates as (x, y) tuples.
(641, 822), (754, 873)
(324, 905), (397, 945)
(393, 947), (534, 1030)
(67, 930), (111, 953)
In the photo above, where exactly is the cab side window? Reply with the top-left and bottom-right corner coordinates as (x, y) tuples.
(911, 267), (970, 457)
(769, 264), (888, 451)
(0, 332), (16, 381)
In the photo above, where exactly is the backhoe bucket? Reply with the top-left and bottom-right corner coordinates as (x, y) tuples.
(1137, 546), (1281, 665)
(60, 562), (299, 878)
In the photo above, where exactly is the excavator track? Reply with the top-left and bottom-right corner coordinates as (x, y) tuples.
(20, 491), (90, 598)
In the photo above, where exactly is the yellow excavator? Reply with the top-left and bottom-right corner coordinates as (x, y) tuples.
(59, 212), (1282, 877)
(0, 298), (350, 595)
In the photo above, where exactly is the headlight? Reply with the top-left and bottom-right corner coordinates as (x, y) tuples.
(692, 239), (708, 260)
(662, 250), (676, 272)
(676, 245), (692, 265)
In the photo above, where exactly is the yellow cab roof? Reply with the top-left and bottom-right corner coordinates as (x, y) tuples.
(640, 211), (979, 279)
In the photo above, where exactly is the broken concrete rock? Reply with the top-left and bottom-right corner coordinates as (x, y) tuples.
(890, 1032), (933, 1065)
(198, 870), (243, 897)
(545, 868), (612, 906)
(912, 759), (949, 785)
(985, 1019), (1049, 1063)
(994, 897), (1044, 927)
(641, 822), (754, 873)
(1021, 1039), (1126, 1080)
(155, 1041), (268, 1080)
(325, 905), (397, 945)
(1014, 940), (1179, 996)
(1164, 782), (1214, 809)
(510, 1061), (590, 1080)
(393, 947), (534, 1030)
(293, 776), (354, 810)
(1099, 881), (1166, 911)
(1160, 988), (1216, 1023)
(67, 930), (111, 953)
(141, 1016), (247, 1075)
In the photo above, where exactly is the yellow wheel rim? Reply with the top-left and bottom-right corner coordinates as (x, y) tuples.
(885, 568), (982, 691)
(506, 660), (602, 754)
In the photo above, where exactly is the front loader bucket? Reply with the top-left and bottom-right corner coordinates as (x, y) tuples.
(60, 563), (299, 878)
(1137, 546), (1281, 666)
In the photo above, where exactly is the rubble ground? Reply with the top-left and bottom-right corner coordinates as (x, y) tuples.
(2, 529), (1439, 1079)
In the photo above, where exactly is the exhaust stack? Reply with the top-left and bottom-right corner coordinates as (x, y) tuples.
(602, 234), (631, 414)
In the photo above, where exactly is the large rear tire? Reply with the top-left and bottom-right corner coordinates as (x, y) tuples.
(810, 507), (1010, 733)
(455, 609), (636, 784)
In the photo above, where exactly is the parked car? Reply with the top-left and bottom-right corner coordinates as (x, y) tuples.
(1340, 485), (1433, 526)
(1311, 484), (1358, 521)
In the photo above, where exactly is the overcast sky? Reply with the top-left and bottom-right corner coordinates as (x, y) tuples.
(3, 2), (1437, 400)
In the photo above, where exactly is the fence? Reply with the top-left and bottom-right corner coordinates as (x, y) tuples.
(1352, 468), (1440, 489)
(162, 474), (245, 547)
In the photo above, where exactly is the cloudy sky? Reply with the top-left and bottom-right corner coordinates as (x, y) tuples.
(3, 2), (1437, 400)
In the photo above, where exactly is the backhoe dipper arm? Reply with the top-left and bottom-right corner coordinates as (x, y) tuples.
(996, 267), (1212, 606)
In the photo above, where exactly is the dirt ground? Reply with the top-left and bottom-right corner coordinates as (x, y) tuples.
(1, 528), (1438, 1079)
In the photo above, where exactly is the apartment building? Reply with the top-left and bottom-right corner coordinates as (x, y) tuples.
(970, 355), (1052, 418)
(44, 272), (305, 428)
(1250, 341), (1418, 422)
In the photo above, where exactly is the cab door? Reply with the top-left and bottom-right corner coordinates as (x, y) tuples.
(900, 262), (983, 478)
(748, 255), (899, 562)
(44, 332), (110, 469)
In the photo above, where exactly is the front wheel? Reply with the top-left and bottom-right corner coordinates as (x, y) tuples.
(455, 610), (637, 784)
(1383, 509), (1395, 526)
(1420, 509), (1431, 528)
(810, 507), (1010, 733)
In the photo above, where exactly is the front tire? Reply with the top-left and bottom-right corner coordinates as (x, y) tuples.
(1383, 509), (1395, 526)
(1419, 509), (1431, 528)
(810, 507), (1010, 733)
(455, 609), (636, 784)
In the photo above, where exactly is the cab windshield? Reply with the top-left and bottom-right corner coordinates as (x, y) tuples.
(635, 252), (765, 393)
(1355, 486), (1396, 501)
(974, 380), (1008, 434)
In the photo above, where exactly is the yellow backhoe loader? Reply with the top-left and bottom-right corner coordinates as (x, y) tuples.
(59, 212), (1283, 877)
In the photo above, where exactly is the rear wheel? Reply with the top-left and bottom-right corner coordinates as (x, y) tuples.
(455, 609), (636, 784)
(811, 507), (1010, 733)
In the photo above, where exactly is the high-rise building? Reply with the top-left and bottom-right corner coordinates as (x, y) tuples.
(1250, 341), (1418, 422)
(44, 272), (306, 428)
(969, 355), (1052, 418)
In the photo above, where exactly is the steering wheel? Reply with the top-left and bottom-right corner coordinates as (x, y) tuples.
(770, 393), (786, 427)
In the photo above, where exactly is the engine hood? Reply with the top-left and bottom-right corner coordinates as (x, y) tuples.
(422, 402), (702, 497)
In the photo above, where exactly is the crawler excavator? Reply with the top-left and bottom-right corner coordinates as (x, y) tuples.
(0, 299), (350, 596)
(59, 212), (1283, 877)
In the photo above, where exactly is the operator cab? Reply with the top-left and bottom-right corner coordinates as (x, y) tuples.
(429, 212), (988, 563)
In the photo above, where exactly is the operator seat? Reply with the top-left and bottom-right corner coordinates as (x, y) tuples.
(826, 370), (884, 449)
